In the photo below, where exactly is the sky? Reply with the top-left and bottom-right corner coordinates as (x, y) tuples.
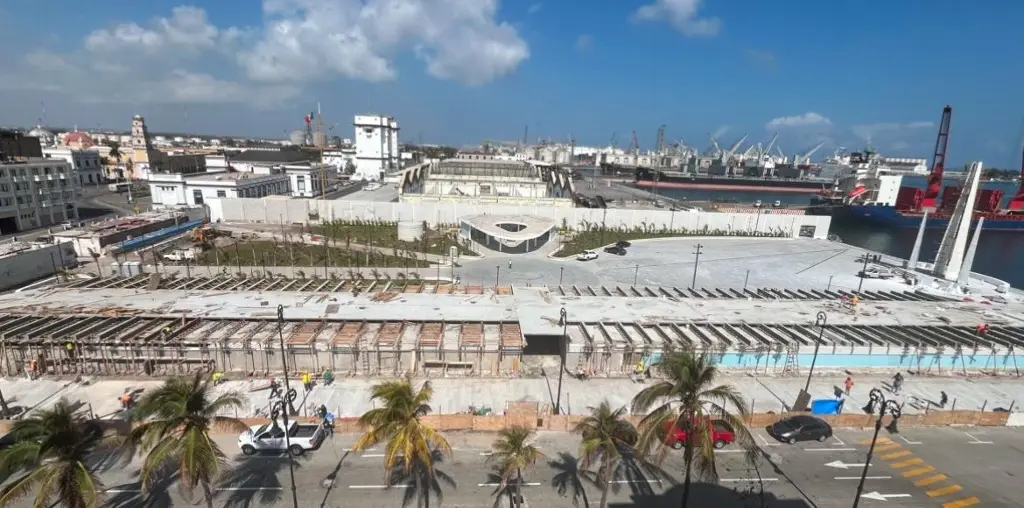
(0, 0), (1022, 168)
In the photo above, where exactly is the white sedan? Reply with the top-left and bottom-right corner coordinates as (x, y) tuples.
(576, 250), (599, 261)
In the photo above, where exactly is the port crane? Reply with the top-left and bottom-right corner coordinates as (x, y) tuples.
(793, 141), (826, 166)
(629, 131), (640, 155)
(921, 105), (953, 212)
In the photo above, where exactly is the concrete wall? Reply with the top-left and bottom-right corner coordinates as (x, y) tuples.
(0, 243), (78, 291)
(208, 198), (833, 239)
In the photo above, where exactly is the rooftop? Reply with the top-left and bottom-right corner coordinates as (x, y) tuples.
(461, 214), (556, 240)
(431, 160), (538, 180)
(231, 149), (314, 164)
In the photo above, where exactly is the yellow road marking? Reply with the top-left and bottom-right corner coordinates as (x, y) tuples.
(942, 497), (981, 508)
(902, 466), (935, 477)
(859, 437), (891, 446)
(891, 457), (925, 468)
(914, 474), (947, 487)
(882, 450), (912, 460)
(873, 443), (901, 452)
(927, 485), (964, 497)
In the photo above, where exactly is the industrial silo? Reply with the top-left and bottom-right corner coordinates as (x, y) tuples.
(289, 130), (305, 146)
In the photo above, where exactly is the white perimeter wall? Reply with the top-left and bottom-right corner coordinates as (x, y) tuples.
(0, 243), (78, 292)
(208, 198), (832, 239)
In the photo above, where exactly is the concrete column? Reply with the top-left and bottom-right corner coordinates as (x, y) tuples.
(957, 216), (985, 286)
(906, 211), (928, 270)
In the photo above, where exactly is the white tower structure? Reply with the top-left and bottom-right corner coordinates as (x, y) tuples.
(932, 161), (983, 281)
(353, 115), (399, 181)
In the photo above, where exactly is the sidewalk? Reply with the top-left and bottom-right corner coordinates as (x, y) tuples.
(2, 372), (1019, 422)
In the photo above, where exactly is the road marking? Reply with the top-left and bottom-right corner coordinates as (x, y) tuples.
(926, 484), (964, 497)
(873, 443), (901, 452)
(477, 482), (541, 487)
(897, 435), (922, 445)
(757, 434), (781, 447)
(881, 450), (912, 460)
(902, 466), (936, 478)
(720, 478), (779, 482)
(914, 474), (948, 487)
(104, 489), (141, 494)
(962, 432), (992, 444)
(861, 492), (912, 501)
(832, 435), (846, 445)
(859, 437), (891, 446)
(825, 460), (871, 469)
(890, 458), (925, 469)
(479, 451), (494, 456)
(715, 449), (746, 454)
(942, 496), (981, 508)
(361, 453), (402, 458)
(349, 485), (410, 489)
(218, 487), (283, 492)
(608, 479), (663, 484)
(835, 476), (891, 480)
(804, 447), (856, 452)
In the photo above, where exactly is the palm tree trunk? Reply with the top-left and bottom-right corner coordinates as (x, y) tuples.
(681, 440), (694, 508)
(203, 482), (215, 508)
(516, 468), (523, 508)
(599, 465), (610, 508)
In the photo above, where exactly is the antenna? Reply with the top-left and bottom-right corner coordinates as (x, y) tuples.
(39, 101), (46, 126)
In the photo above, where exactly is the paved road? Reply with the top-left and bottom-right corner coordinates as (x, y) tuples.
(7, 427), (1022, 507)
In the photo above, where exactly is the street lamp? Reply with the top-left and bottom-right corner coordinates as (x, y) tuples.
(555, 308), (568, 415)
(275, 305), (300, 508)
(803, 311), (827, 394)
(852, 388), (902, 508)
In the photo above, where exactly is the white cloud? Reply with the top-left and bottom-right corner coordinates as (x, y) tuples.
(527, 2), (543, 14)
(3, 1), (528, 109)
(850, 121), (933, 141)
(632, 0), (720, 37)
(575, 34), (593, 52)
(765, 112), (832, 130)
(241, 0), (529, 86)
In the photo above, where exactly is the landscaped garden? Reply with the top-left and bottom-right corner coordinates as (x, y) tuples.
(553, 219), (790, 258)
(196, 240), (431, 269)
(310, 219), (478, 257)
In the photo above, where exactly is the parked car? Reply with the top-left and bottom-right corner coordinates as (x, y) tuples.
(238, 420), (326, 456)
(768, 415), (833, 444)
(604, 245), (627, 256)
(576, 250), (599, 261)
(665, 419), (736, 449)
(615, 240), (632, 248)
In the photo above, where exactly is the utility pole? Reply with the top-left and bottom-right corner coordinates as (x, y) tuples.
(691, 243), (703, 289)
(633, 264), (639, 287)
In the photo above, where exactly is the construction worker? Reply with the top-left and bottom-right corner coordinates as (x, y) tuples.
(28, 359), (39, 380)
(322, 367), (334, 386)
(119, 391), (134, 410)
(211, 371), (225, 385)
(301, 371), (312, 392)
(851, 295), (860, 308)
(65, 342), (75, 360)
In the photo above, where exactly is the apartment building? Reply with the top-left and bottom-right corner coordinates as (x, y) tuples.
(0, 158), (80, 234)
(42, 147), (104, 186)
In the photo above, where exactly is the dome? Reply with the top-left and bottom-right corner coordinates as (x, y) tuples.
(27, 125), (56, 145)
(63, 131), (96, 148)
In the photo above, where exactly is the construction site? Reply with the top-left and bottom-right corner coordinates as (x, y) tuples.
(1, 272), (1022, 381)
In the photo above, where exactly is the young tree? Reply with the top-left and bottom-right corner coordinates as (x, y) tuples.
(573, 401), (638, 508)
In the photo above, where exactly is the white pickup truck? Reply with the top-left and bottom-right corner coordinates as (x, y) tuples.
(237, 420), (326, 456)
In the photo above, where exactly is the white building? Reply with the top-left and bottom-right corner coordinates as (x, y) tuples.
(42, 147), (104, 186)
(0, 158), (80, 233)
(283, 164), (334, 198)
(321, 148), (357, 174)
(353, 115), (399, 181)
(149, 172), (290, 208)
(0, 240), (78, 292)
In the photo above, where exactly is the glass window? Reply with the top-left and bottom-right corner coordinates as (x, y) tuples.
(217, 190), (226, 198)
(193, 189), (204, 205)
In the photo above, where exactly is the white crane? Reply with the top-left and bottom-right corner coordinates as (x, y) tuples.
(794, 141), (826, 165)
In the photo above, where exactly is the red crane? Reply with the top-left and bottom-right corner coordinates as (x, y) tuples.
(1009, 145), (1024, 211)
(921, 105), (952, 212)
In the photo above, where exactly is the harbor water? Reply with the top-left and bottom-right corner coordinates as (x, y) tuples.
(646, 175), (1024, 289)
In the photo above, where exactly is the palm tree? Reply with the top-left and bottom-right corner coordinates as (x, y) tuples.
(353, 377), (452, 508)
(126, 372), (249, 508)
(573, 401), (638, 508)
(487, 426), (544, 508)
(0, 399), (108, 508)
(630, 352), (756, 508)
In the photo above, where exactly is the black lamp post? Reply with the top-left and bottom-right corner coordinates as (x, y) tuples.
(275, 305), (300, 508)
(555, 308), (567, 415)
(852, 388), (902, 508)
(804, 311), (827, 394)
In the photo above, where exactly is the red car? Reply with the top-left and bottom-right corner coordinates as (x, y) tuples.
(664, 419), (736, 450)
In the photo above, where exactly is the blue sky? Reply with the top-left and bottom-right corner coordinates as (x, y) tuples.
(1, 0), (1022, 167)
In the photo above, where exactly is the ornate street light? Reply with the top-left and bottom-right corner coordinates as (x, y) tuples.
(555, 308), (568, 415)
(852, 388), (902, 508)
(275, 305), (300, 508)
(804, 311), (828, 394)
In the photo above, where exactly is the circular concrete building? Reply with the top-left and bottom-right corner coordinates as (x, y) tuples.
(459, 214), (556, 254)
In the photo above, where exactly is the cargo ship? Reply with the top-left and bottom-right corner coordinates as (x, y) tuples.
(630, 167), (834, 193)
(841, 106), (1024, 230)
